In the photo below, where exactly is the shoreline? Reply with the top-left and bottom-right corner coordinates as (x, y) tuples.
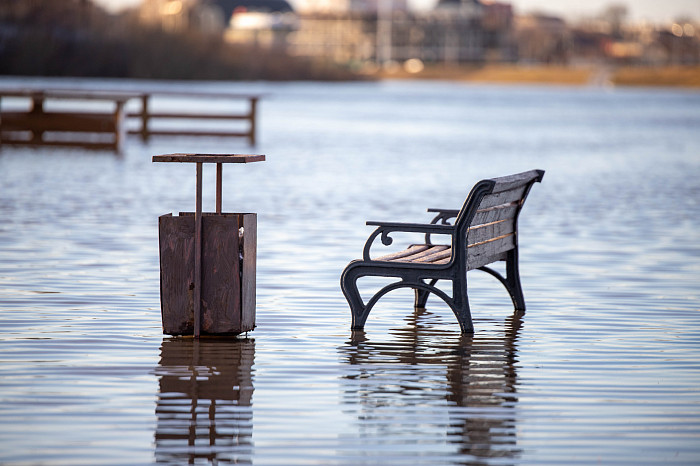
(375, 64), (700, 88)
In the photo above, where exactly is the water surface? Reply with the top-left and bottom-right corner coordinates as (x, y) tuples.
(1, 78), (699, 464)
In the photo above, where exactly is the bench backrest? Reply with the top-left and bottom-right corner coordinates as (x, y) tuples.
(455, 170), (544, 270)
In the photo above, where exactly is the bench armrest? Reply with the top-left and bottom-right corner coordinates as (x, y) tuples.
(363, 221), (454, 261)
(427, 208), (460, 225)
(425, 209), (460, 243)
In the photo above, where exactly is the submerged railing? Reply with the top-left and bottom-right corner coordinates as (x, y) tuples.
(0, 89), (261, 153)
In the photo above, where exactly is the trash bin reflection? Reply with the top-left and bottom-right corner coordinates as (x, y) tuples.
(154, 337), (255, 464)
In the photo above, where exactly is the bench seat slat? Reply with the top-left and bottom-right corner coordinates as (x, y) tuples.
(374, 244), (432, 262)
(375, 244), (449, 263)
(373, 230), (516, 268)
(413, 246), (452, 263)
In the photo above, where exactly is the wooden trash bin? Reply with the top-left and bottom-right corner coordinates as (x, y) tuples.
(153, 153), (265, 336)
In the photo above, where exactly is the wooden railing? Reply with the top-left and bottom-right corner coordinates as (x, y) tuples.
(0, 90), (132, 153)
(0, 89), (261, 153)
(128, 92), (260, 146)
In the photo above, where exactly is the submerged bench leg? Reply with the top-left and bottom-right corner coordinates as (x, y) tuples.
(506, 250), (526, 311)
(340, 262), (371, 330)
(451, 278), (475, 333)
(342, 262), (475, 333)
(478, 250), (526, 312)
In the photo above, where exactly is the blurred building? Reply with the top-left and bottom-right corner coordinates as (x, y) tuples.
(515, 13), (570, 64)
(139, 0), (298, 48)
(288, 0), (486, 66)
(137, 0), (700, 67)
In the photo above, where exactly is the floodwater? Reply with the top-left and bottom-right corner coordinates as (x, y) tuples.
(1, 77), (699, 465)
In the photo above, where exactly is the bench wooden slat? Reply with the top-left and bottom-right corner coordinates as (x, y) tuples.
(477, 185), (527, 210)
(470, 203), (519, 227)
(489, 169), (544, 193)
(375, 244), (449, 263)
(467, 250), (508, 270)
(467, 234), (515, 269)
(413, 247), (452, 263)
(467, 219), (515, 246)
(374, 244), (430, 261)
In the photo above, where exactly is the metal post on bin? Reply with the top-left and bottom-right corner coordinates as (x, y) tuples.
(154, 153), (265, 337)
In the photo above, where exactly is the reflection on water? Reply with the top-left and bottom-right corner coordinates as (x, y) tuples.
(154, 338), (255, 464)
(341, 310), (522, 462)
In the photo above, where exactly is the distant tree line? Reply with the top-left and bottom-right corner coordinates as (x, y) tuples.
(0, 0), (361, 80)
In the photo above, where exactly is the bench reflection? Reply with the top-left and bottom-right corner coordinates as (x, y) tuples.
(154, 338), (255, 464)
(340, 310), (522, 461)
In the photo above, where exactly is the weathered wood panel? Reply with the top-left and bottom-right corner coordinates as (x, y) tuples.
(152, 154), (265, 164)
(376, 244), (451, 264)
(159, 212), (256, 335)
(470, 203), (519, 227)
(375, 244), (432, 262)
(467, 219), (515, 246)
(477, 185), (527, 210)
(467, 235), (515, 270)
(241, 214), (257, 332)
(489, 169), (544, 193)
(159, 214), (195, 335)
(467, 250), (509, 271)
(201, 215), (241, 334)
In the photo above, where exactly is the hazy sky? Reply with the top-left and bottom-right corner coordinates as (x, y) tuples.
(96, 0), (699, 23)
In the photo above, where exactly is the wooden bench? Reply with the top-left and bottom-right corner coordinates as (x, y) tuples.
(0, 90), (133, 153)
(341, 169), (544, 333)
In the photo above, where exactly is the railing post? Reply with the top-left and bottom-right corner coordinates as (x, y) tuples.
(114, 100), (126, 155)
(30, 92), (45, 144)
(140, 94), (150, 141)
(249, 97), (258, 146)
(194, 162), (203, 338)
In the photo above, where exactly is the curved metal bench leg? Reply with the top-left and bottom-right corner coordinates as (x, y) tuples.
(450, 278), (474, 333)
(478, 250), (526, 312)
(340, 263), (370, 330)
(506, 250), (526, 311)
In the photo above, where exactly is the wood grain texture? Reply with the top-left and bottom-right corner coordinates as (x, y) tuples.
(159, 214), (195, 335)
(488, 169), (544, 193)
(467, 219), (515, 246)
(477, 185), (527, 210)
(467, 235), (515, 269)
(200, 215), (241, 334)
(470, 203), (519, 227)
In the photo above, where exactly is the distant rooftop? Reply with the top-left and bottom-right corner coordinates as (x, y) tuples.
(209, 0), (294, 17)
